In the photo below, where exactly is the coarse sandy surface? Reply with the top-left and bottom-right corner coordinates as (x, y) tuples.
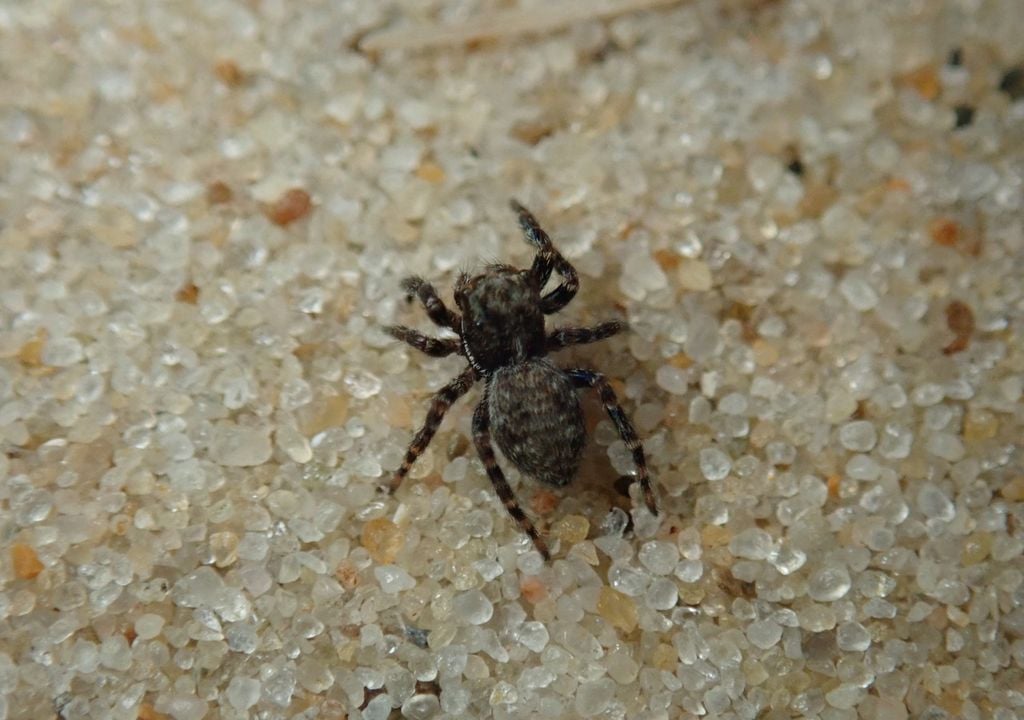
(1, 1), (1023, 718)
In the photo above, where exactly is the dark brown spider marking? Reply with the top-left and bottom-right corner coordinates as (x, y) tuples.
(386, 199), (658, 559)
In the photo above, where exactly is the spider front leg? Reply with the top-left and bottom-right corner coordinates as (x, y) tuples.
(567, 368), (658, 515)
(390, 366), (476, 493)
(547, 321), (624, 352)
(509, 200), (579, 314)
(401, 276), (461, 331)
(472, 396), (550, 560)
(385, 326), (462, 357)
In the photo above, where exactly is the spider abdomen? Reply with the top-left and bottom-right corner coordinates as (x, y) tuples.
(489, 359), (585, 487)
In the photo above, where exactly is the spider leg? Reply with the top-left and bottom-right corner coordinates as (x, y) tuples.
(547, 321), (624, 352)
(567, 368), (658, 515)
(472, 394), (550, 560)
(509, 199), (579, 315)
(385, 325), (462, 357)
(390, 366), (476, 493)
(401, 275), (461, 332)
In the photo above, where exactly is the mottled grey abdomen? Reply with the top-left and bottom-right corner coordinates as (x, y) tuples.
(488, 359), (584, 487)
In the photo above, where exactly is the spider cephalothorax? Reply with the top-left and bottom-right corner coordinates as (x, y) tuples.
(385, 200), (657, 559)
(455, 266), (546, 371)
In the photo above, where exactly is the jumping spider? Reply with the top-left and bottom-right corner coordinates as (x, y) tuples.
(386, 200), (657, 559)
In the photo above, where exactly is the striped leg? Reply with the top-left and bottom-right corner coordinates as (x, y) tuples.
(472, 396), (550, 560)
(509, 200), (579, 314)
(390, 367), (476, 493)
(385, 325), (462, 357)
(401, 276), (460, 331)
(568, 368), (658, 515)
(547, 321), (624, 352)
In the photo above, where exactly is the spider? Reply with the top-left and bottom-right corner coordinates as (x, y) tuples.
(385, 200), (657, 559)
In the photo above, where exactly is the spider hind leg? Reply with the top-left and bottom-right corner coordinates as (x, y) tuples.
(390, 367), (476, 493)
(568, 367), (658, 515)
(473, 396), (550, 560)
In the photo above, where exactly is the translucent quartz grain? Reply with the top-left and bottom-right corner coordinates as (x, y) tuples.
(452, 590), (493, 625)
(551, 514), (590, 544)
(575, 678), (616, 717)
(826, 684), (865, 710)
(134, 614), (165, 640)
(363, 694), (392, 720)
(746, 619), (783, 650)
(488, 681), (517, 706)
(699, 447), (731, 481)
(608, 564), (649, 596)
(375, 565), (416, 593)
(362, 518), (404, 563)
(226, 676), (261, 710)
(836, 622), (871, 652)
(207, 425), (273, 467)
(620, 252), (667, 300)
(655, 365), (689, 395)
(911, 383), (945, 406)
(917, 483), (955, 522)
(846, 454), (880, 481)
(516, 621), (549, 653)
(41, 336), (84, 367)
(676, 559), (704, 583)
(638, 541), (679, 574)
(925, 432), (965, 462)
(597, 586), (638, 632)
(519, 666), (555, 689)
(677, 259), (713, 291)
(730, 528), (773, 560)
(402, 693), (441, 719)
(646, 578), (679, 610)
(343, 369), (382, 399)
(838, 273), (879, 311)
(808, 566), (852, 602)
(838, 420), (876, 451)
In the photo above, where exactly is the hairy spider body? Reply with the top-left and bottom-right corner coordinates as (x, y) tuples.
(385, 200), (657, 559)
(457, 267), (545, 371)
(490, 359), (584, 487)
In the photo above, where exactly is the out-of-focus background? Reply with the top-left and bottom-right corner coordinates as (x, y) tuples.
(1, 1), (1022, 718)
